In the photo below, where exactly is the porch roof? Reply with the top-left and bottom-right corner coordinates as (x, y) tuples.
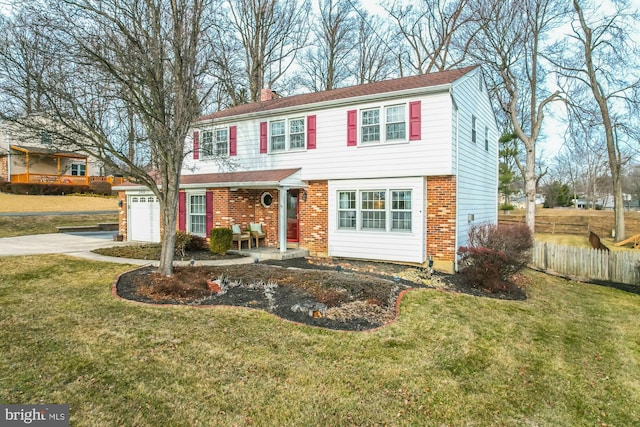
(10, 144), (87, 159)
(114, 168), (305, 191)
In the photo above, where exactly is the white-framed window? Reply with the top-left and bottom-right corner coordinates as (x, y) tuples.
(41, 130), (52, 146)
(337, 191), (356, 229)
(70, 164), (86, 176)
(361, 190), (386, 230)
(201, 128), (228, 157)
(361, 109), (380, 143)
(385, 105), (406, 141)
(215, 128), (229, 156)
(270, 120), (286, 151)
(484, 126), (489, 151)
(360, 104), (407, 144)
(472, 115), (477, 144)
(201, 130), (214, 156)
(337, 189), (412, 232)
(391, 190), (412, 231)
(188, 193), (206, 236)
(270, 118), (305, 152)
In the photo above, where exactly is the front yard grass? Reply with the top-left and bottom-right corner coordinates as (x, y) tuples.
(0, 214), (118, 238)
(1, 255), (639, 425)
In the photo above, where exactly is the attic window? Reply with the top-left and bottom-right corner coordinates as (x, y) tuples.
(41, 130), (51, 146)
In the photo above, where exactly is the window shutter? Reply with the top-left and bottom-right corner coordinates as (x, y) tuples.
(206, 190), (213, 234)
(307, 115), (316, 149)
(193, 131), (200, 159)
(178, 191), (186, 231)
(409, 101), (421, 141)
(347, 110), (357, 146)
(260, 122), (268, 153)
(229, 126), (237, 156)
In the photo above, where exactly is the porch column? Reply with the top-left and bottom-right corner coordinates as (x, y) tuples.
(278, 187), (288, 253)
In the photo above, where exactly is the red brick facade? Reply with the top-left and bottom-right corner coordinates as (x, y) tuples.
(118, 176), (458, 271)
(426, 175), (457, 271)
(298, 181), (329, 256)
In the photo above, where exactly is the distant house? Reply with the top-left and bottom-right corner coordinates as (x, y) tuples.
(115, 66), (499, 272)
(0, 119), (106, 186)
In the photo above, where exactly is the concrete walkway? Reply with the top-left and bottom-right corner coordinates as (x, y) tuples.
(0, 232), (300, 266)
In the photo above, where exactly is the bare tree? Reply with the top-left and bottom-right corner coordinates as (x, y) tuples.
(470, 0), (567, 233)
(299, 0), (356, 91)
(551, 0), (640, 241)
(1, 0), (215, 276)
(221, 0), (309, 102)
(384, 0), (478, 74)
(350, 10), (396, 84)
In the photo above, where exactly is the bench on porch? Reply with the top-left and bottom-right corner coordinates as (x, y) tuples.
(231, 224), (251, 250)
(250, 222), (266, 248)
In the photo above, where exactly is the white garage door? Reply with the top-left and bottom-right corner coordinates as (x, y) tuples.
(128, 195), (160, 242)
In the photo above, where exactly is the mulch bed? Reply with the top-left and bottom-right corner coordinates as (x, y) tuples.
(115, 257), (528, 331)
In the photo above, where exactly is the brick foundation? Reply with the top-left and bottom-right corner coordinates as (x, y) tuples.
(426, 175), (457, 273)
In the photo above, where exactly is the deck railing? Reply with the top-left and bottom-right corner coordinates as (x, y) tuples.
(10, 174), (125, 186)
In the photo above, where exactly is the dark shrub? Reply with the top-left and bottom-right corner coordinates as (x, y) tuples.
(90, 180), (112, 195)
(186, 234), (208, 251)
(210, 228), (233, 255)
(458, 223), (533, 292)
(174, 231), (192, 258)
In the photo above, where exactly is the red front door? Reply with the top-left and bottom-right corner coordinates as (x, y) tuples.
(286, 190), (299, 242)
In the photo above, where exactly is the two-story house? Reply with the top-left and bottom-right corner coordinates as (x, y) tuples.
(115, 66), (498, 272)
(0, 118), (104, 186)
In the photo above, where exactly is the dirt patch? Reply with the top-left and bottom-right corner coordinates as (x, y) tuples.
(115, 257), (527, 331)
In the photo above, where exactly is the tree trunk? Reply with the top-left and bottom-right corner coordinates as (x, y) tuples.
(524, 140), (537, 233)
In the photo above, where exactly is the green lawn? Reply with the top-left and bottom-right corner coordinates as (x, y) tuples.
(1, 255), (639, 426)
(0, 214), (118, 238)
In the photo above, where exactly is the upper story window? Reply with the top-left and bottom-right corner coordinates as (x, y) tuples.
(270, 117), (305, 152)
(360, 104), (407, 144)
(472, 115), (477, 144)
(201, 128), (229, 157)
(484, 126), (489, 151)
(41, 130), (51, 146)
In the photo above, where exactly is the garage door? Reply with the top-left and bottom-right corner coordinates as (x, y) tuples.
(128, 195), (160, 242)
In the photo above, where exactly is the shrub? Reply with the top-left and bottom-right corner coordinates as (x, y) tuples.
(499, 203), (514, 212)
(210, 228), (233, 255)
(90, 180), (112, 195)
(174, 231), (191, 258)
(186, 234), (208, 251)
(458, 223), (533, 292)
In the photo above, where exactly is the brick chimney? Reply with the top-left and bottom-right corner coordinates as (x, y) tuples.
(260, 87), (278, 101)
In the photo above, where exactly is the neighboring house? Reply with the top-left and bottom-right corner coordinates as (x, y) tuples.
(0, 119), (104, 186)
(115, 66), (498, 272)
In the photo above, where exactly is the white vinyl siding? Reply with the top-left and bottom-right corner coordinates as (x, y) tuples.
(183, 91), (454, 180)
(329, 178), (425, 264)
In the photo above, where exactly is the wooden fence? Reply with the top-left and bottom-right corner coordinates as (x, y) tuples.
(531, 241), (640, 285)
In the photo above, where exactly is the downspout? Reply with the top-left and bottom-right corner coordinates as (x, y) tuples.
(6, 130), (10, 181)
(451, 87), (460, 273)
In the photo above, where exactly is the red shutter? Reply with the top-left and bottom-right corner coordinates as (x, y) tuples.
(260, 122), (268, 153)
(307, 115), (316, 149)
(229, 126), (237, 156)
(206, 190), (213, 235)
(193, 131), (199, 159)
(178, 191), (186, 231)
(409, 101), (421, 141)
(347, 110), (357, 146)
